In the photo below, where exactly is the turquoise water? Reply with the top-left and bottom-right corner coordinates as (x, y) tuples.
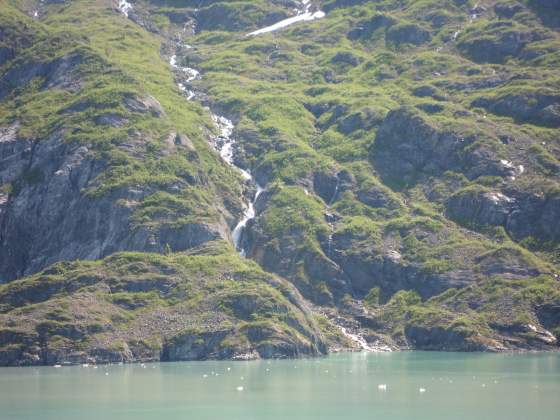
(1, 352), (559, 420)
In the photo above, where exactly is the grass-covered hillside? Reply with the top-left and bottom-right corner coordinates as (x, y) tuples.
(0, 241), (327, 365)
(0, 0), (559, 364)
(0, 0), (248, 281)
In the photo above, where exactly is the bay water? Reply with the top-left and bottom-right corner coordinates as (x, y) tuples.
(1, 352), (559, 420)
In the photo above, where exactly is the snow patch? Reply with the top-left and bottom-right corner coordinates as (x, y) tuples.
(247, 0), (325, 36)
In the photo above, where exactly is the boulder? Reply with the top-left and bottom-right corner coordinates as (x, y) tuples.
(472, 93), (560, 127)
(404, 324), (490, 351)
(94, 113), (128, 127)
(337, 112), (364, 134)
(124, 95), (165, 117)
(331, 245), (473, 301)
(347, 14), (395, 40)
(412, 85), (446, 101)
(415, 103), (444, 114)
(0, 52), (83, 100)
(506, 191), (560, 242)
(313, 171), (339, 203)
(494, 2), (525, 18)
(447, 186), (560, 243)
(386, 23), (431, 46)
(457, 22), (539, 63)
(331, 51), (362, 67)
(161, 329), (232, 361)
(446, 189), (515, 227)
(370, 107), (525, 187)
(356, 182), (401, 210)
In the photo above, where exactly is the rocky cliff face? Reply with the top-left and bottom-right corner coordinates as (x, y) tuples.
(372, 107), (519, 185)
(0, 0), (559, 364)
(446, 187), (560, 243)
(0, 125), (229, 280)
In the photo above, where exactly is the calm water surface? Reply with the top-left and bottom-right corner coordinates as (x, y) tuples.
(1, 352), (559, 420)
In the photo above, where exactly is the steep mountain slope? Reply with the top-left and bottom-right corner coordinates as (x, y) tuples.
(0, 0), (559, 365)
(0, 0), (247, 281)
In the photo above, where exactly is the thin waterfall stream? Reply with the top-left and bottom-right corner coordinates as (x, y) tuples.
(117, 2), (327, 256)
(164, 1), (327, 256)
(168, 54), (262, 256)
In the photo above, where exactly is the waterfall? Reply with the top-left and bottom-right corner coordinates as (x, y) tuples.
(164, 4), (329, 255)
(339, 326), (392, 352)
(232, 184), (264, 256)
(328, 175), (340, 206)
(169, 54), (262, 256)
(325, 175), (340, 257)
(117, 0), (133, 17)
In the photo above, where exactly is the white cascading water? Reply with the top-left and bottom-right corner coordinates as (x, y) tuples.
(169, 54), (199, 101)
(168, 55), (261, 255)
(209, 114), (265, 255)
(231, 184), (264, 256)
(117, 0), (133, 17)
(339, 327), (392, 353)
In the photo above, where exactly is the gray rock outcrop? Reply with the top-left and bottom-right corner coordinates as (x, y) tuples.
(0, 127), (229, 282)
